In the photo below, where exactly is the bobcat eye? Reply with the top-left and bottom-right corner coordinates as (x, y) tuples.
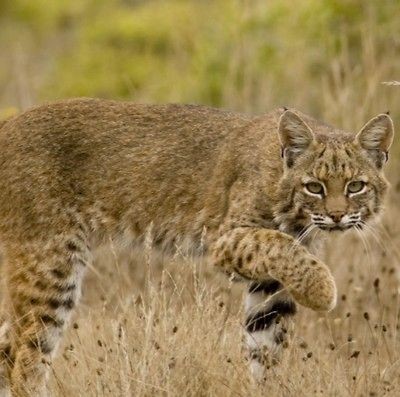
(347, 181), (366, 194)
(305, 182), (324, 195)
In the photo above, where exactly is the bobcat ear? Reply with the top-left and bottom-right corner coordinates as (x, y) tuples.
(356, 113), (394, 168)
(278, 110), (314, 167)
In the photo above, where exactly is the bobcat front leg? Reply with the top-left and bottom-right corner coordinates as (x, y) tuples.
(211, 226), (335, 380)
(211, 227), (336, 312)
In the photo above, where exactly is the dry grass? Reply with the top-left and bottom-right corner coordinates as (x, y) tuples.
(43, 184), (400, 397)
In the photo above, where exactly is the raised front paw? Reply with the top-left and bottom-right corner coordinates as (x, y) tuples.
(288, 254), (337, 312)
(266, 248), (337, 312)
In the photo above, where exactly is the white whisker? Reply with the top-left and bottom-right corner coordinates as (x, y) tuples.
(354, 224), (373, 269)
(287, 223), (315, 258)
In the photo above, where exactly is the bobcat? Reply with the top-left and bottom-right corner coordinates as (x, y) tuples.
(0, 98), (393, 395)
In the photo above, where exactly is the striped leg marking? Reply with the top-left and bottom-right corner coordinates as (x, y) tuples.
(244, 279), (296, 381)
(5, 230), (90, 397)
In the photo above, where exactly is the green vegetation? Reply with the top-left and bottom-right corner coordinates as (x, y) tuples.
(1, 0), (399, 129)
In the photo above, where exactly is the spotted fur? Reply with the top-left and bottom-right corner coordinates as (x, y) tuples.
(0, 99), (393, 394)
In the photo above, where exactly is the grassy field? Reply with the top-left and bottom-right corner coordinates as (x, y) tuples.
(44, 184), (400, 397)
(1, 1), (400, 396)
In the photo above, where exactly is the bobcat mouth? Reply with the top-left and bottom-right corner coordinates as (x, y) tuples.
(311, 213), (363, 232)
(315, 223), (362, 232)
(317, 224), (350, 232)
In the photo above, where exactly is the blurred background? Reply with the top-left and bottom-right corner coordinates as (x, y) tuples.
(1, 0), (400, 139)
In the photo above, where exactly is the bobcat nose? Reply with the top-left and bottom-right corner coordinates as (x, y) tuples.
(329, 212), (345, 223)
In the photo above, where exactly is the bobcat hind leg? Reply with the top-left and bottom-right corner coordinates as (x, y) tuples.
(3, 229), (90, 397)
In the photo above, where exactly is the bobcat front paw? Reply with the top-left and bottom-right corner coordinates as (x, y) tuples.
(288, 255), (337, 312)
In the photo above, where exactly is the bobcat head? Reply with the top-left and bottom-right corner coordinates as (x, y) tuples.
(275, 110), (394, 235)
